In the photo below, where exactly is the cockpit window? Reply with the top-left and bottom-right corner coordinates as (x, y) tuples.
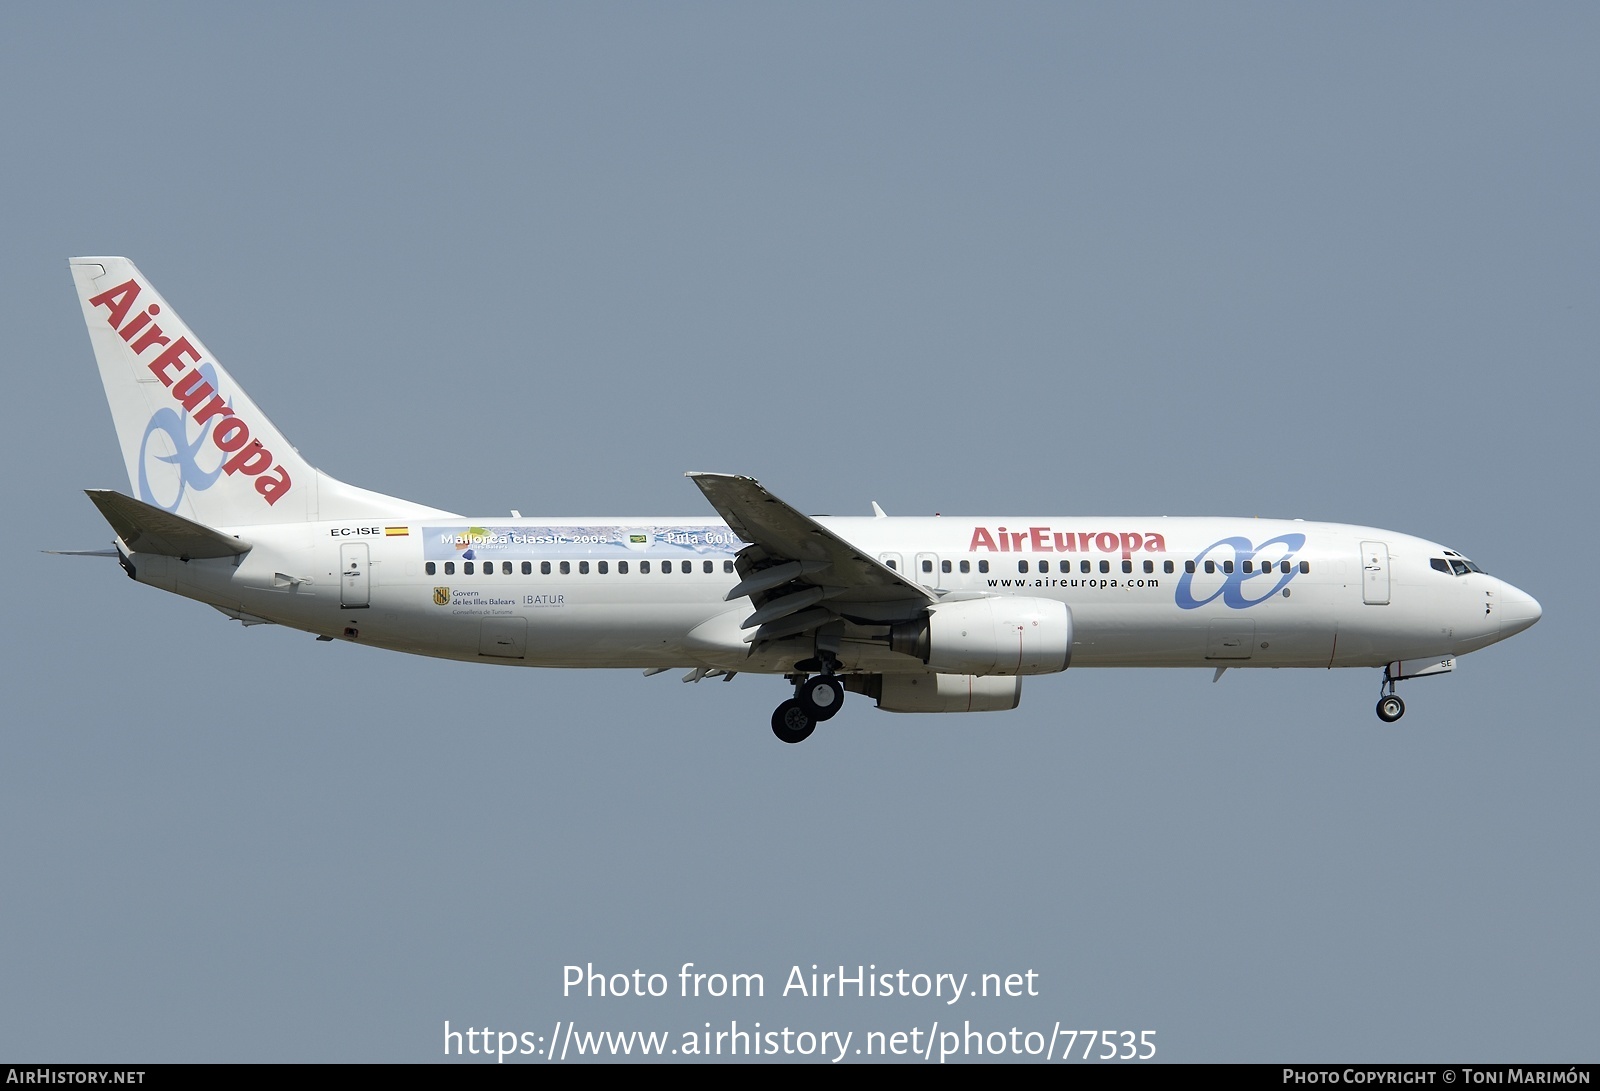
(1433, 556), (1487, 577)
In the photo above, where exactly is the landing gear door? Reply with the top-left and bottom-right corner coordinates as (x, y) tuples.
(1361, 541), (1390, 605)
(340, 543), (370, 608)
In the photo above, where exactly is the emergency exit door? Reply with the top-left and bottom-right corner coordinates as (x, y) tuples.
(340, 543), (370, 608)
(1361, 541), (1390, 605)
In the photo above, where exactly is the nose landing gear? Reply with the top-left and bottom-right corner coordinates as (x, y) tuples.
(1376, 668), (1406, 723)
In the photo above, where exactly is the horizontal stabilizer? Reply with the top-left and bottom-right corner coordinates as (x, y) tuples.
(86, 489), (251, 559)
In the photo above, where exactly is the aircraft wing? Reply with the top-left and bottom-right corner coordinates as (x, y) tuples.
(687, 472), (933, 644)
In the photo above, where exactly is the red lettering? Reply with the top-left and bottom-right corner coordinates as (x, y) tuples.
(87, 279), (140, 328)
(117, 305), (160, 343)
(223, 441), (272, 476)
(128, 323), (172, 355)
(171, 369), (216, 412)
(963, 525), (1168, 556)
(147, 337), (201, 385)
(212, 418), (251, 452)
(256, 467), (291, 504)
(191, 395), (235, 427)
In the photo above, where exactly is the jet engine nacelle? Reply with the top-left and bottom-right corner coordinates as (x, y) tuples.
(890, 596), (1073, 676)
(852, 672), (1023, 713)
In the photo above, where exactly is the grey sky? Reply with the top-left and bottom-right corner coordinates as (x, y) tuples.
(2, 3), (1594, 1062)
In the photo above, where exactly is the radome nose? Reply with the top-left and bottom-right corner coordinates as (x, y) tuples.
(1499, 584), (1542, 638)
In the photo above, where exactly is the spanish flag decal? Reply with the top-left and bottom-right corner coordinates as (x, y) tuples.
(385, 527), (410, 537)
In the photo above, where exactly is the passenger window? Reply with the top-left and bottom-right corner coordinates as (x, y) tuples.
(1099, 560), (1110, 574)
(1143, 560), (1154, 574)
(598, 561), (608, 575)
(641, 561), (651, 573)
(503, 561), (512, 575)
(922, 559), (934, 574)
(464, 561), (475, 575)
(540, 561), (551, 575)
(1204, 560), (1215, 574)
(1223, 560), (1234, 574)
(1281, 561), (1290, 574)
(959, 560), (970, 574)
(1163, 560), (1174, 574)
(886, 559), (897, 570)
(1018, 560), (1029, 573)
(978, 560), (989, 573)
(704, 560), (713, 574)
(1299, 561), (1310, 573)
(521, 562), (532, 575)
(1122, 561), (1132, 574)
(619, 561), (629, 574)
(724, 560), (735, 573)
(425, 562), (436, 575)
(1243, 561), (1253, 573)
(559, 561), (570, 575)
(579, 561), (589, 574)
(444, 561), (455, 575)
(941, 560), (952, 574)
(1081, 560), (1090, 574)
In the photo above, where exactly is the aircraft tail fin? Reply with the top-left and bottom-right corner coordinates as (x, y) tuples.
(69, 257), (454, 528)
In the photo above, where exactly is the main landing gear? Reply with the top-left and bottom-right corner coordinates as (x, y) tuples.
(770, 663), (845, 744)
(1375, 668), (1406, 723)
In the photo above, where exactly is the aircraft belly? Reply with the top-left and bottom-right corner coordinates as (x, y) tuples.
(1066, 599), (1339, 668)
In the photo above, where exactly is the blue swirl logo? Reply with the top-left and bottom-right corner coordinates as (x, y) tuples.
(1174, 532), (1306, 610)
(136, 363), (227, 512)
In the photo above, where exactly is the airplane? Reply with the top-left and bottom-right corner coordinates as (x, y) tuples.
(64, 256), (1543, 743)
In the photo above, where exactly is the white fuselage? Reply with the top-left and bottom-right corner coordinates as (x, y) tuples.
(124, 513), (1541, 677)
